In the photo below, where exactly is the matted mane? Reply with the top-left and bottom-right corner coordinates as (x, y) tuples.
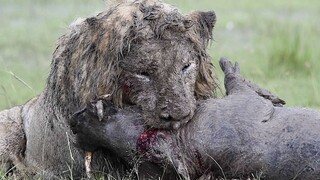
(44, 0), (217, 118)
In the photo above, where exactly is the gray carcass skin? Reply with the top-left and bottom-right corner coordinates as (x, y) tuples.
(71, 58), (320, 179)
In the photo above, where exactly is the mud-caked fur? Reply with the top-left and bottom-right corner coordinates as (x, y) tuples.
(0, 106), (26, 176)
(48, 0), (218, 129)
(0, 0), (218, 178)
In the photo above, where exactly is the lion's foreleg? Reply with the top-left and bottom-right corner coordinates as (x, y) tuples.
(0, 106), (26, 175)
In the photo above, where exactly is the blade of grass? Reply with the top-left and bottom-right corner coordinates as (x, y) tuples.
(8, 71), (34, 91)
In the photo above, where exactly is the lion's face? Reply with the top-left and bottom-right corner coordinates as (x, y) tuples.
(119, 39), (198, 129)
(50, 0), (217, 129)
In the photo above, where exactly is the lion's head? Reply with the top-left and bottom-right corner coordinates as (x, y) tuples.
(46, 0), (217, 129)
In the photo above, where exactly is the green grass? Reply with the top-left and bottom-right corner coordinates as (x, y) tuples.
(0, 0), (319, 110)
(267, 28), (312, 74)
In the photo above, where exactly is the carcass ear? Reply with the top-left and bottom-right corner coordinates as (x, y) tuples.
(190, 11), (216, 48)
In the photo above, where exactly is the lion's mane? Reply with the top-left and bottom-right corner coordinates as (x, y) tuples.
(45, 0), (217, 119)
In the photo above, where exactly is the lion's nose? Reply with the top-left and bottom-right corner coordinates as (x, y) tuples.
(159, 105), (170, 119)
(160, 111), (190, 121)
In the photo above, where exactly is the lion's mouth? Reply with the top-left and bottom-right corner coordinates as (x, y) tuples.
(158, 113), (193, 130)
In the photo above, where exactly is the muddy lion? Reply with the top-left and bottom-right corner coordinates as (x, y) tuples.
(0, 0), (220, 178)
(71, 58), (320, 180)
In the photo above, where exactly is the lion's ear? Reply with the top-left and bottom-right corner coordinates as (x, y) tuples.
(190, 11), (216, 47)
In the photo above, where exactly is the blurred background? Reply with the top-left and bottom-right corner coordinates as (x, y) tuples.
(0, 0), (319, 110)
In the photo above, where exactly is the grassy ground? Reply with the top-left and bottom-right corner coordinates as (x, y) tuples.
(0, 0), (319, 110)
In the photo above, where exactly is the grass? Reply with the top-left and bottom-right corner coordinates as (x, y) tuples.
(267, 24), (312, 73)
(1, 0), (319, 110)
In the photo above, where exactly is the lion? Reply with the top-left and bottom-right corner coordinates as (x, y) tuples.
(0, 0), (217, 178)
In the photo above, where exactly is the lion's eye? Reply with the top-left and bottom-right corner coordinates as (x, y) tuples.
(135, 71), (150, 82)
(182, 63), (191, 73)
